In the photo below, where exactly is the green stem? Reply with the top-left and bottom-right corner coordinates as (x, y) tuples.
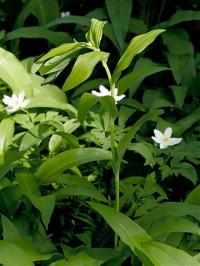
(102, 61), (120, 248)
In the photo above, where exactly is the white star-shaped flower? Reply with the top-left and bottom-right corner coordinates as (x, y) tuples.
(2, 91), (29, 114)
(91, 85), (125, 103)
(151, 127), (182, 149)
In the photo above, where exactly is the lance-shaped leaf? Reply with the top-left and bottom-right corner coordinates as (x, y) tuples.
(62, 51), (109, 91)
(112, 29), (165, 83)
(78, 93), (118, 123)
(0, 118), (15, 165)
(0, 48), (33, 96)
(114, 110), (163, 174)
(36, 148), (111, 179)
(86, 18), (107, 49)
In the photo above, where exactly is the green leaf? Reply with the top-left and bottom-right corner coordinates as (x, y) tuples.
(128, 143), (155, 166)
(78, 93), (118, 123)
(157, 10), (200, 28)
(89, 202), (150, 249)
(38, 43), (79, 61)
(116, 58), (169, 95)
(136, 202), (200, 230)
(142, 89), (174, 109)
(28, 194), (55, 228)
(0, 241), (34, 266)
(185, 185), (200, 205)
(0, 118), (15, 165)
(33, 0), (59, 26)
(170, 85), (188, 109)
(16, 170), (41, 196)
(115, 110), (163, 173)
(141, 241), (200, 266)
(173, 107), (200, 135)
(112, 29), (165, 82)
(6, 27), (72, 46)
(172, 162), (198, 185)
(148, 216), (200, 237)
(0, 48), (33, 96)
(105, 0), (132, 51)
(62, 51), (109, 91)
(36, 148), (111, 180)
(1, 215), (21, 241)
(86, 18), (107, 49)
(14, 0), (45, 28)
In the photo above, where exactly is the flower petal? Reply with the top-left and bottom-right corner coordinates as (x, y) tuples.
(18, 91), (25, 102)
(153, 129), (163, 139)
(168, 137), (182, 146)
(2, 95), (13, 105)
(99, 85), (109, 95)
(160, 143), (168, 149)
(164, 127), (172, 138)
(91, 90), (103, 97)
(152, 136), (163, 144)
(115, 94), (125, 102)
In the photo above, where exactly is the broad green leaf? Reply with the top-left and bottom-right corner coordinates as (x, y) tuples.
(112, 29), (165, 82)
(129, 18), (148, 35)
(16, 170), (41, 196)
(0, 48), (33, 96)
(14, 0), (45, 28)
(170, 85), (188, 109)
(62, 51), (109, 91)
(142, 241), (200, 266)
(105, 0), (132, 51)
(185, 185), (200, 205)
(0, 241), (34, 266)
(43, 174), (106, 202)
(36, 148), (111, 179)
(50, 248), (119, 266)
(172, 161), (198, 185)
(33, 0), (59, 26)
(0, 118), (15, 165)
(28, 194), (55, 228)
(55, 186), (107, 202)
(136, 202), (200, 230)
(78, 93), (118, 123)
(173, 107), (200, 135)
(6, 27), (72, 46)
(86, 18), (107, 49)
(157, 10), (200, 28)
(1, 215), (21, 241)
(148, 216), (200, 237)
(115, 110), (163, 173)
(46, 15), (91, 28)
(142, 89), (174, 109)
(128, 143), (155, 166)
(89, 202), (150, 249)
(116, 58), (169, 95)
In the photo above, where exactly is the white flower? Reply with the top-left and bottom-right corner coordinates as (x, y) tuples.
(91, 85), (125, 103)
(2, 91), (29, 114)
(151, 127), (182, 149)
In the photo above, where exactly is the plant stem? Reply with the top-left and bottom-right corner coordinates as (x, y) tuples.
(102, 61), (120, 248)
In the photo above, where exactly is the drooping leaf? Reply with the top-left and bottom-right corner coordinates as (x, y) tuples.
(78, 93), (118, 123)
(62, 51), (109, 91)
(0, 48), (33, 96)
(36, 148), (111, 180)
(6, 27), (72, 46)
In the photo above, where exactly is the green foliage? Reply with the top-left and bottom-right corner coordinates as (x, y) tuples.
(0, 1), (200, 265)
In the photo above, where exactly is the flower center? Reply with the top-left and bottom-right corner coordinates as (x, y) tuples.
(161, 136), (169, 143)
